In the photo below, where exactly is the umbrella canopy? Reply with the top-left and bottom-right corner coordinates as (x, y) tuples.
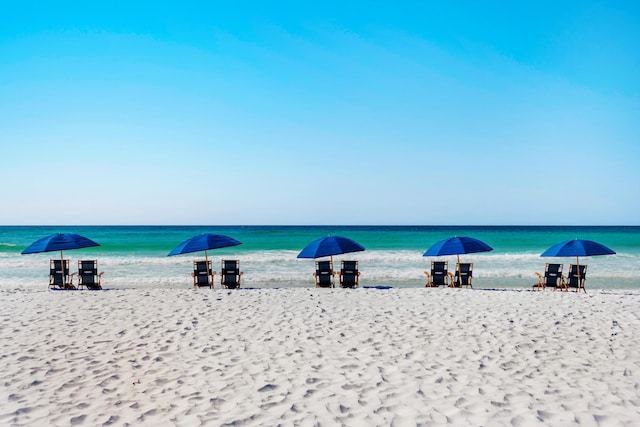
(297, 235), (365, 259)
(423, 236), (493, 258)
(540, 239), (616, 258)
(21, 233), (100, 254)
(167, 234), (242, 257)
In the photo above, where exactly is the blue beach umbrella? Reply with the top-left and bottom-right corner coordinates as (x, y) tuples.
(297, 235), (365, 259)
(167, 234), (242, 257)
(423, 236), (493, 264)
(21, 233), (101, 285)
(168, 234), (242, 282)
(541, 239), (616, 284)
(540, 239), (616, 259)
(22, 233), (100, 255)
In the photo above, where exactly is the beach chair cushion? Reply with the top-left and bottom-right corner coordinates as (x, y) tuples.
(543, 263), (563, 289)
(315, 260), (334, 288)
(431, 261), (448, 287)
(565, 264), (587, 291)
(78, 260), (102, 290)
(193, 260), (213, 288)
(454, 263), (473, 287)
(50, 259), (72, 289)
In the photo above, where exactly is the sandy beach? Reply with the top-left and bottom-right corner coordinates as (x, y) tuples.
(1, 287), (639, 426)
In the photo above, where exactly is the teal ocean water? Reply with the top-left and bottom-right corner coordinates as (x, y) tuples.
(0, 226), (638, 289)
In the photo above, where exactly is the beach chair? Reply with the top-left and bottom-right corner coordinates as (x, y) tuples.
(220, 260), (243, 289)
(452, 263), (473, 288)
(192, 260), (214, 288)
(338, 260), (360, 288)
(532, 263), (564, 291)
(544, 263), (564, 290)
(77, 260), (104, 290)
(563, 264), (587, 292)
(314, 260), (335, 288)
(49, 259), (74, 290)
(424, 261), (449, 287)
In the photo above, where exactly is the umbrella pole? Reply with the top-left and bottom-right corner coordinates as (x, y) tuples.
(330, 255), (334, 288)
(205, 250), (212, 289)
(576, 256), (584, 293)
(60, 250), (66, 289)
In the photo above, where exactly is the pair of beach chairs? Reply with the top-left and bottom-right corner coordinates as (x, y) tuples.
(192, 260), (243, 289)
(314, 260), (360, 288)
(49, 259), (104, 290)
(424, 261), (473, 288)
(533, 263), (588, 292)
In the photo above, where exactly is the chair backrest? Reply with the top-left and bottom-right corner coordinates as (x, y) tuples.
(50, 259), (70, 275)
(315, 260), (334, 288)
(316, 260), (332, 272)
(50, 259), (70, 286)
(194, 260), (211, 273)
(341, 260), (358, 272)
(79, 260), (97, 276)
(455, 263), (473, 287)
(221, 260), (241, 288)
(566, 264), (587, 289)
(193, 260), (213, 287)
(340, 260), (359, 288)
(543, 263), (563, 288)
(222, 260), (239, 273)
(431, 261), (448, 286)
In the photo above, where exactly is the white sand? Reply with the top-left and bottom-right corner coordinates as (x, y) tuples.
(1, 287), (639, 426)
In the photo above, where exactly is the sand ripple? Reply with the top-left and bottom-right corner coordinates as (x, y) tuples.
(1, 288), (639, 426)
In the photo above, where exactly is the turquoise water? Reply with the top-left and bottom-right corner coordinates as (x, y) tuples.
(0, 226), (638, 289)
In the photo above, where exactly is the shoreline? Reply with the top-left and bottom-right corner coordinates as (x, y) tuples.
(3, 280), (640, 291)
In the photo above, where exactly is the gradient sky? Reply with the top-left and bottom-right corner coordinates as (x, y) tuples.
(1, 1), (638, 225)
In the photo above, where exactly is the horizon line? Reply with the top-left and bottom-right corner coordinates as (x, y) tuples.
(1, 224), (638, 228)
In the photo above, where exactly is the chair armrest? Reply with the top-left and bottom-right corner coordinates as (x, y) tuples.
(532, 272), (542, 289)
(559, 274), (568, 290)
(447, 272), (455, 287)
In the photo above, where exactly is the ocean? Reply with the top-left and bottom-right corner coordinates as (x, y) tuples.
(0, 226), (638, 290)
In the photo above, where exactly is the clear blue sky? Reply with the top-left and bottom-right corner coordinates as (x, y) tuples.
(1, 1), (638, 225)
